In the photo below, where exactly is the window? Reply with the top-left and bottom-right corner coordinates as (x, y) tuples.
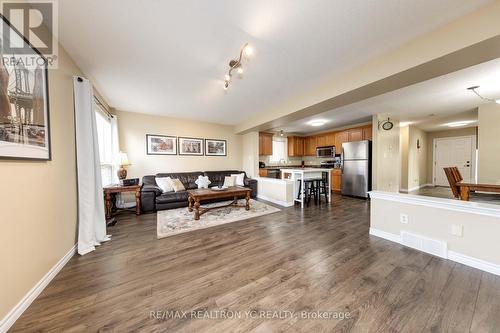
(95, 108), (113, 186)
(269, 138), (287, 163)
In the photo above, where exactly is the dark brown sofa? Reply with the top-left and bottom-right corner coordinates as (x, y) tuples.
(141, 170), (257, 212)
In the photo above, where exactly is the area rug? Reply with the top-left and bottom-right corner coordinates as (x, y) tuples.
(157, 199), (280, 239)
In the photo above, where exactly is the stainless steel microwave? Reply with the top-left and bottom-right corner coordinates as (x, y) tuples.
(316, 146), (336, 158)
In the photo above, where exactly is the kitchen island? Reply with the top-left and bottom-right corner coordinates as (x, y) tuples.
(281, 168), (332, 208)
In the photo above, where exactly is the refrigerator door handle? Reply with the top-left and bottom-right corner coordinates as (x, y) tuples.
(341, 148), (344, 172)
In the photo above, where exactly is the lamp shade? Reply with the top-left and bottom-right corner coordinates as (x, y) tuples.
(119, 152), (131, 166)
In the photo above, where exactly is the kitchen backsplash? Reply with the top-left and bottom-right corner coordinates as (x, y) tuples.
(259, 155), (329, 166)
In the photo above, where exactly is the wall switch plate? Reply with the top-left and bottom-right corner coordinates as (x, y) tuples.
(400, 213), (409, 224)
(451, 224), (463, 237)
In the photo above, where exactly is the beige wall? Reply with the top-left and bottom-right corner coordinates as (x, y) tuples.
(117, 110), (243, 178)
(399, 126), (409, 191)
(241, 131), (259, 178)
(408, 126), (428, 189)
(371, 193), (500, 266)
(0, 47), (84, 319)
(478, 103), (500, 183)
(373, 115), (400, 192)
(426, 127), (477, 184)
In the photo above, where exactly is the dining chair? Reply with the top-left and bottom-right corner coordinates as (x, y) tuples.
(443, 167), (461, 198)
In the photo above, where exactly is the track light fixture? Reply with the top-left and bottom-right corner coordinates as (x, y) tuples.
(223, 43), (253, 91)
(467, 86), (500, 104)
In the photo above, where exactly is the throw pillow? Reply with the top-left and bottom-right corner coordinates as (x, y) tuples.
(231, 173), (245, 186)
(155, 177), (173, 193)
(195, 175), (211, 189)
(223, 175), (236, 187)
(168, 178), (186, 192)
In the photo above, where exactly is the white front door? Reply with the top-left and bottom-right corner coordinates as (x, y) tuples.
(434, 136), (474, 186)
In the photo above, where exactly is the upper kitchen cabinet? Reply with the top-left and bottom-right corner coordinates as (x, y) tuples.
(362, 125), (373, 140)
(304, 136), (317, 156)
(334, 131), (348, 152)
(259, 132), (273, 155)
(347, 128), (363, 142)
(288, 136), (304, 156)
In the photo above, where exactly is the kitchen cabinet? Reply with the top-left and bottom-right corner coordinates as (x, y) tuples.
(334, 131), (348, 153)
(288, 136), (304, 156)
(316, 134), (327, 147)
(259, 169), (268, 177)
(259, 132), (273, 155)
(304, 136), (317, 156)
(325, 133), (335, 146)
(332, 169), (342, 192)
(348, 128), (363, 142)
(362, 125), (372, 140)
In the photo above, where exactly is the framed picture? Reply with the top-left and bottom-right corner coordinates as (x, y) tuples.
(205, 139), (227, 156)
(146, 134), (177, 155)
(178, 137), (203, 155)
(0, 16), (51, 160)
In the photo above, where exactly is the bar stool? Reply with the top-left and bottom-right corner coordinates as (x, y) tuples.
(297, 179), (319, 206)
(314, 172), (329, 204)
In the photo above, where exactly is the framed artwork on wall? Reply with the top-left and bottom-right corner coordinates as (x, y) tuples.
(178, 137), (203, 155)
(205, 139), (227, 156)
(146, 134), (177, 155)
(0, 16), (51, 160)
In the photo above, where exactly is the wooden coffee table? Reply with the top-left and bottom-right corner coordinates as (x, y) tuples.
(187, 187), (251, 220)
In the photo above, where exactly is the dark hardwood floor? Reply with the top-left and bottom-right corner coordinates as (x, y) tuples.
(10, 194), (500, 332)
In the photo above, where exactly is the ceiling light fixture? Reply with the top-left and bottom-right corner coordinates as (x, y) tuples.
(223, 43), (253, 91)
(444, 120), (475, 128)
(467, 86), (500, 104)
(307, 119), (327, 127)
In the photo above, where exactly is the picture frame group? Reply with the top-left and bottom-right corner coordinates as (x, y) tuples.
(146, 134), (227, 156)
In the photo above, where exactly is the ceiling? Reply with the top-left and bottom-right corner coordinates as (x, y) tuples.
(58, 0), (491, 125)
(275, 57), (500, 134)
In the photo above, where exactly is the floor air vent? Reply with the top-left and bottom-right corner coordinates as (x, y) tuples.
(400, 231), (447, 259)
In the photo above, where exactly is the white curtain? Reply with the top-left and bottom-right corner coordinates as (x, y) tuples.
(73, 76), (110, 255)
(110, 116), (120, 184)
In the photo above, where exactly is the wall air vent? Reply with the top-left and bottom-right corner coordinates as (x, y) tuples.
(400, 231), (447, 259)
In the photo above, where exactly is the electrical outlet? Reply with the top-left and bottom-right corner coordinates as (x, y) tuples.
(400, 213), (409, 224)
(451, 224), (463, 237)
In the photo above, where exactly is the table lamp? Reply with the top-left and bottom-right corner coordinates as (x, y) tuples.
(118, 152), (131, 180)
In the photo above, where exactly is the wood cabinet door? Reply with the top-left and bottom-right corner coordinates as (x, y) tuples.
(362, 126), (372, 140)
(316, 135), (327, 147)
(334, 131), (348, 152)
(325, 133), (335, 146)
(297, 137), (304, 156)
(348, 128), (363, 142)
(259, 133), (273, 155)
(305, 136), (317, 156)
(332, 169), (342, 192)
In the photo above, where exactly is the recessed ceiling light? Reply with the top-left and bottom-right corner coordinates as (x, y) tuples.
(307, 119), (327, 127)
(444, 120), (475, 128)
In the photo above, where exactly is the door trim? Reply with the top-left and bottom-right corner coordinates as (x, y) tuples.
(432, 135), (476, 186)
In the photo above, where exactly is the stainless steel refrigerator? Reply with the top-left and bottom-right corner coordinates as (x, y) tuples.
(341, 140), (372, 198)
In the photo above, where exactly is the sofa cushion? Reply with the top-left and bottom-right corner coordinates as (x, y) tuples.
(156, 191), (189, 204)
(156, 172), (203, 190)
(204, 170), (243, 186)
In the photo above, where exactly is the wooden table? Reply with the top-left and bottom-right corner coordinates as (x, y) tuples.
(103, 184), (141, 220)
(187, 187), (251, 220)
(456, 181), (500, 201)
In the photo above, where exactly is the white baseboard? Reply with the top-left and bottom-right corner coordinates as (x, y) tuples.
(448, 251), (500, 276)
(0, 244), (77, 333)
(257, 194), (294, 207)
(369, 228), (500, 276)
